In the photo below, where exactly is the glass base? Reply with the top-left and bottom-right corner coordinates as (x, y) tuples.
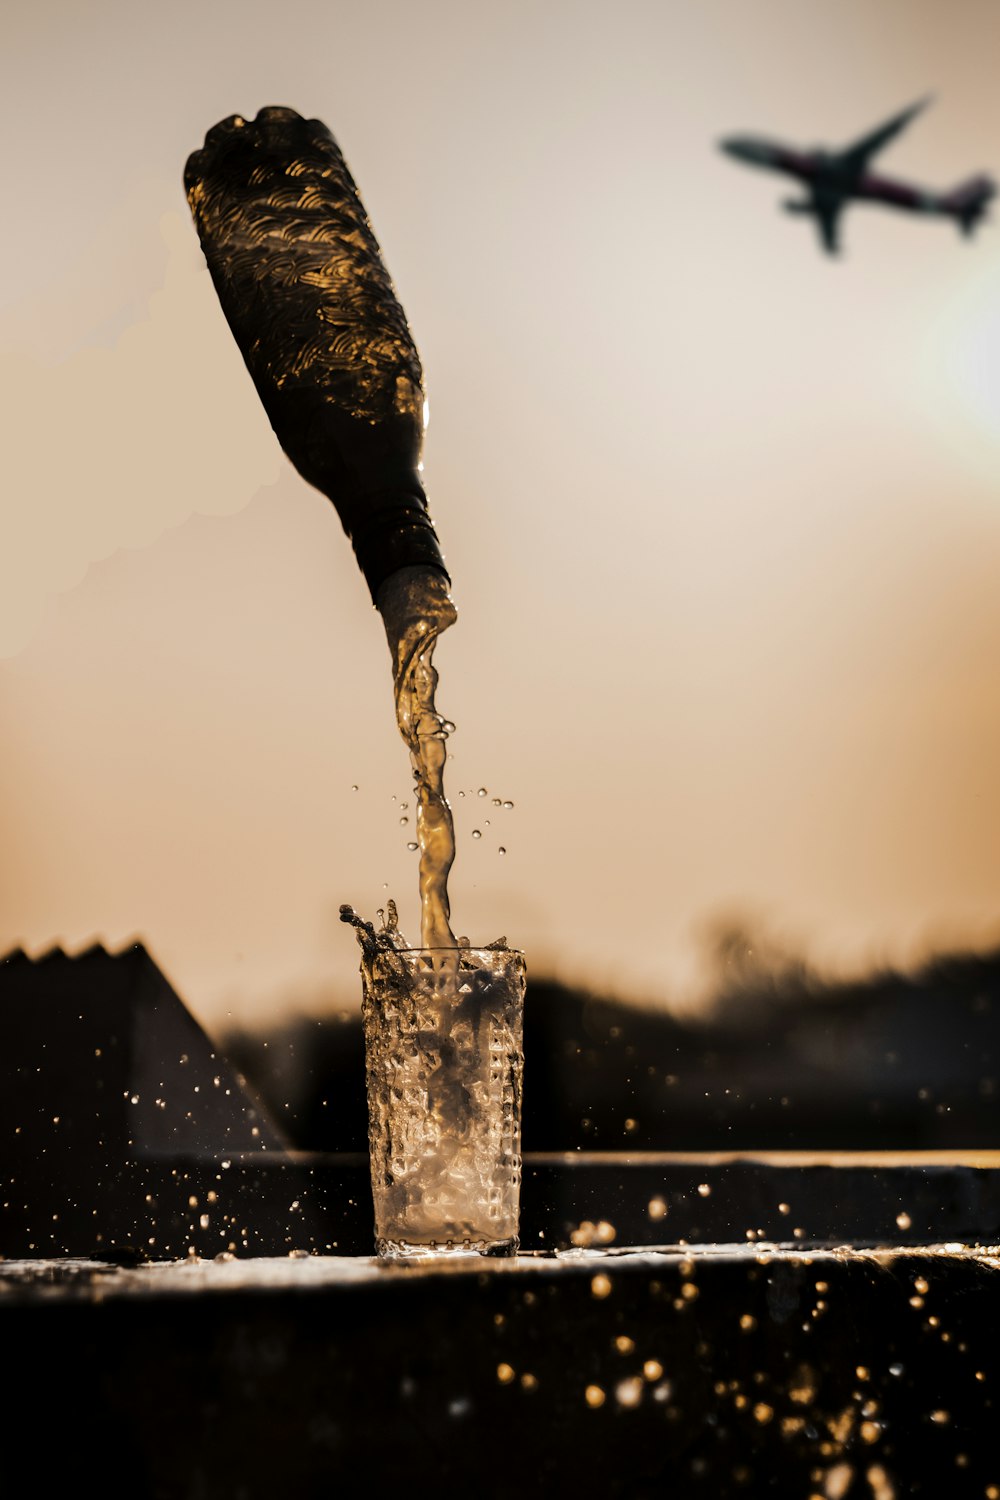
(376, 1235), (519, 1262)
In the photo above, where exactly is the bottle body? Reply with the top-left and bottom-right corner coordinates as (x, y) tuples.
(184, 106), (448, 599)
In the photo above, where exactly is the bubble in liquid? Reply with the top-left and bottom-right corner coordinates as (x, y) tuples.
(499, 847), (506, 855)
(478, 788), (488, 797)
(351, 784), (359, 792)
(503, 800), (514, 809)
(492, 798), (502, 806)
(472, 830), (482, 839)
(400, 817), (409, 825)
(406, 842), (418, 852)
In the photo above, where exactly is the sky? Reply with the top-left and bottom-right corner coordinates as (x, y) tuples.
(4, 0), (1000, 1031)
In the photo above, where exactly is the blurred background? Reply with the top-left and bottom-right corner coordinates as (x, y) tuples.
(3, 0), (1000, 1040)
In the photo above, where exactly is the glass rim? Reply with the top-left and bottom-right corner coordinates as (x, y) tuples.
(385, 945), (523, 955)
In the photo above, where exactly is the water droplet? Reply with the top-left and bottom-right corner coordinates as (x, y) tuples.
(399, 816), (409, 825)
(502, 800), (514, 809)
(351, 784), (359, 792)
(477, 788), (487, 797)
(615, 1376), (643, 1408)
(472, 829), (482, 839)
(406, 842), (418, 851)
(498, 846), (506, 855)
(492, 798), (502, 807)
(458, 790), (465, 797)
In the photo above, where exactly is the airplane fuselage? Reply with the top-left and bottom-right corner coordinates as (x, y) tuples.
(722, 137), (942, 215)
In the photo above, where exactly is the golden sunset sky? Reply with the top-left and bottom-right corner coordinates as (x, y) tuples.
(4, 0), (1000, 1029)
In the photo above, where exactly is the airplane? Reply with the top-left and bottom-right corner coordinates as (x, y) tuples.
(719, 97), (995, 256)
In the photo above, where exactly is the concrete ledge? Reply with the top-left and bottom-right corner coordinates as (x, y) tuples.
(2, 1245), (999, 1496)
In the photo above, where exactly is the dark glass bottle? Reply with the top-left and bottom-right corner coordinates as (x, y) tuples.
(184, 105), (448, 601)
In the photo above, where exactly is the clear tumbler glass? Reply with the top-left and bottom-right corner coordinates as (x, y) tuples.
(361, 945), (525, 1258)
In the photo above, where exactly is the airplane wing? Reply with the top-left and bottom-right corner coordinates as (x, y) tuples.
(835, 96), (933, 176)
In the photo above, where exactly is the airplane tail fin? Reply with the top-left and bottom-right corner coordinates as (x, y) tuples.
(944, 174), (996, 237)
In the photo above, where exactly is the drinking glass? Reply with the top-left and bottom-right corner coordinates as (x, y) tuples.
(361, 945), (525, 1258)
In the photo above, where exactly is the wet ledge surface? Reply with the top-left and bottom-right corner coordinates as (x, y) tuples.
(3, 1243), (999, 1497)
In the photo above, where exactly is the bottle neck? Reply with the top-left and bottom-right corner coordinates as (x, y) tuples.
(347, 488), (450, 603)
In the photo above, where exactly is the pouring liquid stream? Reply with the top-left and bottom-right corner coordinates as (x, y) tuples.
(379, 564), (461, 959)
(395, 623), (458, 953)
(343, 567), (507, 976)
